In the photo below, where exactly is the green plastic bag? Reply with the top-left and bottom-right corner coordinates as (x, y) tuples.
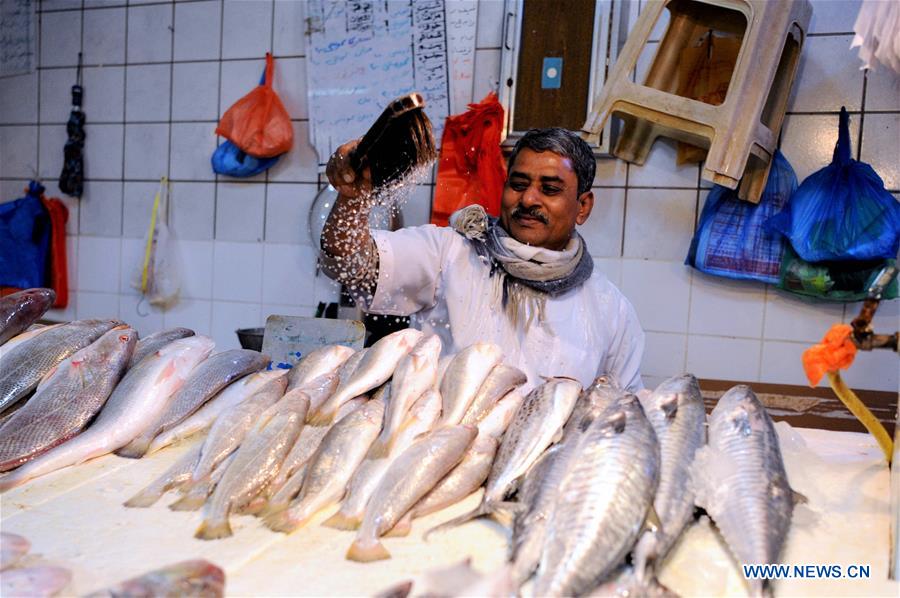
(777, 244), (898, 302)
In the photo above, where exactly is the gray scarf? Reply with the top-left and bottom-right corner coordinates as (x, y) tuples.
(450, 204), (593, 329)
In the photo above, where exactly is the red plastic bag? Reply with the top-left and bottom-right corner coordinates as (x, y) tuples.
(215, 53), (293, 158)
(431, 92), (506, 226)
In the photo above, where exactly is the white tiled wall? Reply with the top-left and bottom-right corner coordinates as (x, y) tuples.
(0, 0), (897, 393)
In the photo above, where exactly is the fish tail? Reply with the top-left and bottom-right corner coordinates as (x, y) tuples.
(235, 496), (267, 516)
(367, 437), (391, 459)
(346, 539), (391, 562)
(169, 492), (207, 511)
(423, 503), (489, 541)
(384, 513), (412, 537)
(123, 488), (163, 508)
(194, 518), (233, 540)
(306, 408), (335, 427)
(263, 508), (308, 534)
(322, 510), (362, 531)
(115, 437), (151, 459)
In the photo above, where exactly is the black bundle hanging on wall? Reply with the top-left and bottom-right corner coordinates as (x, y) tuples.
(59, 52), (85, 198)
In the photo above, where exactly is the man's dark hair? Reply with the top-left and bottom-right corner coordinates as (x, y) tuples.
(507, 128), (596, 196)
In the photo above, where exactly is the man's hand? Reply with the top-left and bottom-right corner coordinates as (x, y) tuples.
(326, 140), (374, 200)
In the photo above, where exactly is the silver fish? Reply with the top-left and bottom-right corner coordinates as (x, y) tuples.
(0, 324), (63, 361)
(633, 374), (706, 583)
(534, 394), (660, 597)
(294, 371), (340, 413)
(310, 329), (421, 424)
(0, 288), (55, 346)
(347, 425), (477, 562)
(169, 452), (236, 512)
(434, 355), (453, 390)
(438, 343), (503, 426)
(0, 532), (29, 571)
(0, 336), (214, 492)
(460, 364), (526, 425)
(0, 327), (137, 472)
(84, 559), (224, 598)
(264, 397), (385, 533)
(287, 344), (355, 391)
(195, 393), (310, 539)
(690, 385), (799, 597)
(0, 319), (121, 414)
(128, 327), (195, 369)
(124, 444), (203, 508)
(146, 369), (288, 455)
(117, 349), (270, 458)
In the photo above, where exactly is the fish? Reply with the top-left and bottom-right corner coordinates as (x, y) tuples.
(0, 319), (122, 415)
(370, 334), (442, 457)
(309, 329), (422, 425)
(347, 425), (477, 562)
(196, 392), (309, 539)
(294, 371), (340, 413)
(633, 374), (706, 584)
(169, 452), (236, 512)
(0, 324), (63, 361)
(83, 559), (224, 598)
(287, 344), (356, 391)
(0, 336), (214, 492)
(460, 364), (527, 425)
(146, 369), (289, 455)
(0, 565), (72, 597)
(0, 327), (138, 472)
(123, 444), (203, 508)
(438, 343), (504, 426)
(426, 377), (581, 536)
(324, 388), (442, 530)
(264, 397), (385, 533)
(0, 288), (55, 346)
(584, 565), (677, 597)
(376, 558), (515, 598)
(128, 327), (195, 369)
(690, 385), (800, 597)
(0, 532), (29, 571)
(262, 395), (367, 512)
(117, 349), (270, 459)
(533, 394), (660, 597)
(434, 354), (454, 390)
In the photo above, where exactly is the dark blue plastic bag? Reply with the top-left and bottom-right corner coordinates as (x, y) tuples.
(766, 107), (900, 262)
(0, 181), (51, 289)
(685, 150), (797, 284)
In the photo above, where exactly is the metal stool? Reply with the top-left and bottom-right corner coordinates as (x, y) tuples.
(584, 0), (811, 202)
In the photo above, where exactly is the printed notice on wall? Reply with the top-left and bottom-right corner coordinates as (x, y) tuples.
(307, 0), (476, 168)
(1, 0), (35, 77)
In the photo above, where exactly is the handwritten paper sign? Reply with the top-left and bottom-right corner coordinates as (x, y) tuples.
(1, 0), (34, 77)
(446, 1), (477, 115)
(307, 0), (476, 167)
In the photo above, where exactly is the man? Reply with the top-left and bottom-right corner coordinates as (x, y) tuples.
(320, 127), (644, 391)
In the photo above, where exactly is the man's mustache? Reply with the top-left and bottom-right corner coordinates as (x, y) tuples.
(512, 206), (548, 224)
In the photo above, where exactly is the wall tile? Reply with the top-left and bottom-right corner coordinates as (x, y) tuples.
(82, 66), (126, 123)
(267, 121), (319, 182)
(595, 158), (627, 187)
(475, 0), (504, 48)
(273, 0), (306, 56)
(313, 274), (342, 306)
(211, 300), (262, 350)
(780, 113), (861, 182)
(808, 0), (860, 34)
(41, 0), (82, 10)
(124, 123), (169, 179)
(219, 59), (265, 116)
(38, 124), (67, 179)
(83, 7), (126, 65)
(75, 291), (120, 320)
(212, 241), (263, 302)
(0, 73), (37, 124)
(627, 139), (699, 188)
(77, 236), (121, 292)
(276, 57), (307, 120)
(172, 62), (220, 121)
(57, 195), (79, 236)
(0, 180), (30, 202)
(0, 126), (38, 178)
(118, 237), (144, 294)
(860, 113), (900, 190)
(163, 298), (212, 337)
(175, 240), (214, 300)
(579, 187), (624, 258)
(685, 335), (761, 382)
(40, 11), (82, 68)
(763, 290), (845, 343)
(865, 68), (900, 112)
(265, 183), (316, 245)
(621, 259), (691, 333)
(215, 182), (265, 242)
(125, 64), (171, 122)
(79, 180), (123, 237)
(622, 188), (695, 260)
(39, 68), (75, 124)
(261, 303), (315, 320)
(127, 4), (173, 64)
(121, 181), (159, 238)
(840, 348), (899, 393)
(170, 181), (215, 240)
(169, 122), (216, 181)
(688, 273), (766, 338)
(221, 0), (272, 60)
(118, 293), (165, 337)
(84, 0), (126, 8)
(174, 0), (222, 61)
(642, 331), (687, 378)
(788, 35), (863, 113)
(594, 257), (622, 287)
(400, 185), (434, 229)
(262, 243), (318, 306)
(472, 49), (501, 103)
(759, 340), (813, 387)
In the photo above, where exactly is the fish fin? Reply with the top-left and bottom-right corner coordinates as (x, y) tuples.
(423, 503), (488, 541)
(367, 437), (391, 459)
(235, 496), (267, 516)
(551, 427), (564, 443)
(123, 489), (162, 508)
(374, 580), (413, 598)
(307, 409), (335, 427)
(114, 436), (152, 459)
(346, 539), (391, 562)
(660, 394), (679, 419)
(194, 518), (233, 540)
(169, 493), (207, 512)
(384, 513), (412, 537)
(260, 500), (290, 519)
(792, 489), (809, 505)
(644, 504), (663, 534)
(322, 511), (362, 531)
(263, 509), (309, 534)
(156, 360), (178, 383)
(609, 411), (627, 433)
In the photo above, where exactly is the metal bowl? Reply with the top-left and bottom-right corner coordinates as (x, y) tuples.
(235, 327), (264, 352)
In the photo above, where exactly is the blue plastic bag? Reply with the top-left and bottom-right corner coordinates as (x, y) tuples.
(766, 107), (900, 262)
(685, 150), (797, 284)
(211, 139), (281, 177)
(0, 181), (51, 289)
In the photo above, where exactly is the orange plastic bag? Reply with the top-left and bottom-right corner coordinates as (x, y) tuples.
(801, 323), (858, 387)
(431, 92), (506, 226)
(216, 53), (293, 158)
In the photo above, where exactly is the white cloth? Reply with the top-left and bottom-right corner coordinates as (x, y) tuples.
(362, 225), (646, 392)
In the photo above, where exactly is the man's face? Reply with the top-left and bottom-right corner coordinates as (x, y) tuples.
(499, 148), (594, 251)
